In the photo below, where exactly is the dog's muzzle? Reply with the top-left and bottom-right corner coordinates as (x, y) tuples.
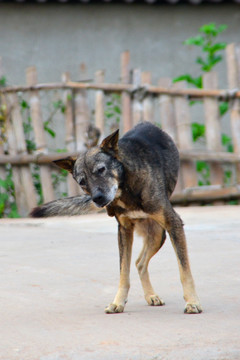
(92, 191), (110, 208)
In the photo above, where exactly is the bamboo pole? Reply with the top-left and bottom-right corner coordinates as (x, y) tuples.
(158, 78), (177, 143)
(0, 150), (239, 165)
(1, 81), (240, 99)
(95, 70), (105, 138)
(62, 72), (80, 196)
(171, 185), (240, 205)
(121, 51), (132, 133)
(0, 57), (6, 187)
(141, 71), (153, 122)
(226, 43), (240, 186)
(203, 72), (224, 189)
(26, 66), (55, 203)
(132, 68), (142, 126)
(173, 81), (197, 189)
(74, 63), (90, 152)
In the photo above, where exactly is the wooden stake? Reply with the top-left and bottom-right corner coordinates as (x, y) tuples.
(141, 71), (153, 122)
(74, 63), (90, 152)
(226, 43), (240, 185)
(121, 51), (132, 133)
(132, 69), (142, 126)
(95, 70), (105, 137)
(0, 57), (6, 188)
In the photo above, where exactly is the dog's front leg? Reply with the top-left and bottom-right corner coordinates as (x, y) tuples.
(105, 217), (134, 314)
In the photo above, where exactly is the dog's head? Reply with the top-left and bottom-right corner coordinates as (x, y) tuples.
(53, 129), (124, 208)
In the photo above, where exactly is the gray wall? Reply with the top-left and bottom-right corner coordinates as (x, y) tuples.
(0, 3), (240, 87)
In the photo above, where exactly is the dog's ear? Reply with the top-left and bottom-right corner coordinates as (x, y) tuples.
(53, 156), (77, 174)
(100, 129), (119, 154)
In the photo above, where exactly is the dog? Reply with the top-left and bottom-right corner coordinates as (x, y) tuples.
(31, 122), (202, 314)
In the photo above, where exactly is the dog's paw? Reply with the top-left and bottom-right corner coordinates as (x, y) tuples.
(105, 303), (124, 314)
(184, 303), (202, 314)
(146, 294), (165, 306)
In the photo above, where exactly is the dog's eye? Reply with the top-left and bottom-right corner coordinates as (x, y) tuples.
(79, 178), (86, 187)
(97, 166), (106, 175)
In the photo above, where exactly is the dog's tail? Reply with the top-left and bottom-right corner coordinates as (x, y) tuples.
(30, 194), (101, 218)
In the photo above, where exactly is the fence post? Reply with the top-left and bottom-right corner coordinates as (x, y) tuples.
(132, 68), (142, 126)
(95, 70), (105, 139)
(74, 63), (90, 152)
(141, 71), (153, 122)
(203, 72), (224, 187)
(226, 43), (240, 185)
(173, 81), (197, 189)
(26, 66), (55, 203)
(0, 57), (6, 188)
(62, 71), (80, 196)
(121, 51), (132, 133)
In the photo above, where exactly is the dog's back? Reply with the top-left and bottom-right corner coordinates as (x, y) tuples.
(116, 122), (179, 213)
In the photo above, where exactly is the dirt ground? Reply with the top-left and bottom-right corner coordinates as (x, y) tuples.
(0, 206), (239, 360)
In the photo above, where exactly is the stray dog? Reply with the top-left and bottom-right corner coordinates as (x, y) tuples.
(31, 122), (202, 314)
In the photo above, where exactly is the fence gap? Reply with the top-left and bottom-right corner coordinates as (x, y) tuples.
(203, 72), (224, 196)
(173, 81), (197, 189)
(26, 66), (55, 203)
(62, 71), (80, 196)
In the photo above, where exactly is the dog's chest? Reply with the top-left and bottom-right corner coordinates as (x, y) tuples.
(115, 200), (148, 219)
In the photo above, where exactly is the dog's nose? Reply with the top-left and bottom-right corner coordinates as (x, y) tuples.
(92, 191), (107, 207)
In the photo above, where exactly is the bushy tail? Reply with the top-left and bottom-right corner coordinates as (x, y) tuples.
(30, 194), (101, 218)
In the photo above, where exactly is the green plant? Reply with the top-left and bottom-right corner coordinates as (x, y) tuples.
(174, 23), (227, 88)
(174, 23), (233, 187)
(52, 168), (68, 198)
(0, 166), (20, 218)
(105, 93), (121, 130)
(0, 76), (6, 87)
(0, 94), (68, 217)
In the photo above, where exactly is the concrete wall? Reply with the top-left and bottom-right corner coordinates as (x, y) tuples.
(0, 3), (240, 87)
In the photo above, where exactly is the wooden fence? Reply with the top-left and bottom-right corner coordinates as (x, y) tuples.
(0, 43), (240, 217)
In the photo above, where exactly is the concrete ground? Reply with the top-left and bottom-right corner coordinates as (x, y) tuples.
(0, 206), (239, 360)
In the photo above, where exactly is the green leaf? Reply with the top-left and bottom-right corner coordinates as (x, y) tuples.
(0, 76), (6, 87)
(113, 105), (121, 114)
(184, 36), (204, 47)
(56, 148), (67, 153)
(44, 124), (56, 138)
(222, 133), (233, 153)
(173, 74), (202, 88)
(21, 100), (30, 109)
(0, 178), (8, 189)
(203, 42), (226, 54)
(192, 123), (205, 142)
(26, 139), (36, 152)
(105, 112), (114, 119)
(219, 102), (229, 116)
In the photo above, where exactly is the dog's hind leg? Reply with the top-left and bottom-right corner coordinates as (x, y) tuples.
(135, 219), (166, 306)
(151, 207), (202, 314)
(105, 217), (134, 314)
